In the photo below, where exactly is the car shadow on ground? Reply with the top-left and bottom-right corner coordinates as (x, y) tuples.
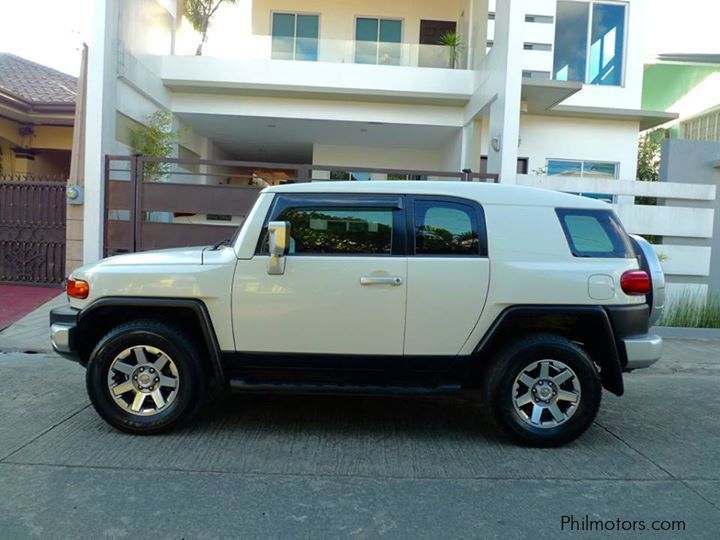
(198, 390), (504, 442)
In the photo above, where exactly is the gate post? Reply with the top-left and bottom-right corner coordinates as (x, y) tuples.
(130, 154), (144, 253)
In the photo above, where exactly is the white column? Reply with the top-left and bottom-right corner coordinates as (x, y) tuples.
(83, 0), (119, 263)
(485, 0), (525, 183)
(460, 119), (483, 172)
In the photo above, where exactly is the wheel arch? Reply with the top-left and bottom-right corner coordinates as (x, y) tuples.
(472, 306), (624, 396)
(77, 297), (224, 380)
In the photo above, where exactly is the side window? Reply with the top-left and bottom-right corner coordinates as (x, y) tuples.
(414, 201), (480, 256)
(556, 209), (633, 258)
(278, 207), (394, 255)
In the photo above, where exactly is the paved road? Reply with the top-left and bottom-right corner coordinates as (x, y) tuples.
(0, 339), (719, 539)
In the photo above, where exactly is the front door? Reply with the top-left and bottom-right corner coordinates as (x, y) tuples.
(232, 194), (407, 356)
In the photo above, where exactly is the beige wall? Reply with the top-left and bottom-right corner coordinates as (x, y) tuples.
(312, 143), (449, 180)
(252, 0), (469, 44)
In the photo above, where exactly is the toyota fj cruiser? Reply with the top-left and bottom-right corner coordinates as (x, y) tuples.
(50, 182), (664, 446)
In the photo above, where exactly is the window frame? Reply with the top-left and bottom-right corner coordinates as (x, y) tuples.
(555, 208), (634, 258)
(406, 195), (488, 258)
(545, 158), (619, 179)
(546, 158), (619, 202)
(270, 11), (321, 61)
(256, 194), (407, 257)
(353, 15), (404, 65)
(552, 0), (629, 87)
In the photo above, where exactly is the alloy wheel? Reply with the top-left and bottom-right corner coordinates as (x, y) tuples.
(511, 359), (582, 428)
(106, 345), (180, 416)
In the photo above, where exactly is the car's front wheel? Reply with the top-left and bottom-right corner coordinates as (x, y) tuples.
(483, 334), (602, 447)
(86, 320), (207, 434)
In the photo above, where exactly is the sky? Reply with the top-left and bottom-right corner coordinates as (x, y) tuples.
(0, 0), (718, 76)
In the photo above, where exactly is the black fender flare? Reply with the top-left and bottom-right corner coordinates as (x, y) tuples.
(78, 297), (225, 380)
(473, 305), (624, 396)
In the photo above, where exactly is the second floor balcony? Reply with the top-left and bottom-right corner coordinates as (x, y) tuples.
(174, 2), (475, 71)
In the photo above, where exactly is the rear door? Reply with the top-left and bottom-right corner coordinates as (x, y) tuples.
(403, 196), (490, 356)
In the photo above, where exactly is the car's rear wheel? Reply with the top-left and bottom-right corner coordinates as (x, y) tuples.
(483, 334), (601, 447)
(86, 320), (207, 434)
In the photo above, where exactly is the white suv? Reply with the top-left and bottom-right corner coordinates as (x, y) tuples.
(50, 182), (664, 446)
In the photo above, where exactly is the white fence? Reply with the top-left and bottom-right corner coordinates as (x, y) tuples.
(516, 174), (717, 299)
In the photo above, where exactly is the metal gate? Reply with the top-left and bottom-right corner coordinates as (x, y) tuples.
(0, 175), (66, 285)
(104, 155), (498, 256)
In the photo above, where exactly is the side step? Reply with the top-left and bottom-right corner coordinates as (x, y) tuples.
(228, 379), (461, 396)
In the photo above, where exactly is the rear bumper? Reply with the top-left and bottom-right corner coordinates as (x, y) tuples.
(623, 334), (663, 370)
(49, 306), (81, 363)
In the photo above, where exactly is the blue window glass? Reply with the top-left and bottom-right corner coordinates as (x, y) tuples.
(547, 159), (582, 176)
(272, 13), (318, 61)
(548, 159), (617, 202)
(553, 2), (626, 86)
(552, 1), (589, 82)
(355, 18), (379, 64)
(356, 18), (402, 65)
(379, 19), (402, 65)
(295, 15), (319, 61)
(271, 13), (295, 60)
(588, 3), (626, 86)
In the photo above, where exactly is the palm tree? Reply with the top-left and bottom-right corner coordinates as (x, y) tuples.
(184, 0), (239, 56)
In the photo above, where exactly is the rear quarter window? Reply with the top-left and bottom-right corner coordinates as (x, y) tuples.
(556, 209), (633, 258)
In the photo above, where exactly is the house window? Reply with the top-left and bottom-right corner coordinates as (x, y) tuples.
(547, 159), (618, 179)
(553, 1), (627, 86)
(272, 13), (319, 61)
(547, 159), (618, 202)
(355, 17), (402, 65)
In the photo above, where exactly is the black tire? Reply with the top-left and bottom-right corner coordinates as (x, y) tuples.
(86, 320), (207, 434)
(482, 334), (602, 447)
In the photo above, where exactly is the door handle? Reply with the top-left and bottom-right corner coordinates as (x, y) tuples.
(360, 276), (403, 286)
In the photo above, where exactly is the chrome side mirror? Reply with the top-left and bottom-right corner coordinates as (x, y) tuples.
(267, 221), (290, 275)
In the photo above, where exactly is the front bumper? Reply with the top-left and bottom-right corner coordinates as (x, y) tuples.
(49, 305), (81, 362)
(623, 334), (663, 370)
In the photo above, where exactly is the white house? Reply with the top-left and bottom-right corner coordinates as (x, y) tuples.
(82, 0), (690, 269)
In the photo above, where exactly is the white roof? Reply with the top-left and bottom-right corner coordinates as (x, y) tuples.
(263, 181), (607, 209)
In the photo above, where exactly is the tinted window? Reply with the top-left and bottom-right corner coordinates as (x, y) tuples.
(556, 209), (633, 258)
(278, 207), (393, 255)
(415, 201), (480, 256)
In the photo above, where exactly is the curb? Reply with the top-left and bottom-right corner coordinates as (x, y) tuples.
(652, 326), (720, 340)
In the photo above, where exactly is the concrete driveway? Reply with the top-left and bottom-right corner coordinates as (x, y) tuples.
(0, 339), (719, 539)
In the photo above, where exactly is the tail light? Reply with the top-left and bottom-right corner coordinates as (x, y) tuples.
(620, 270), (650, 296)
(67, 278), (89, 299)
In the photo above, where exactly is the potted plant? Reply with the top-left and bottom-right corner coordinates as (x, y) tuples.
(439, 31), (463, 69)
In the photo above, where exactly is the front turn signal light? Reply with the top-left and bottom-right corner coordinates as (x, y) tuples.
(67, 278), (89, 299)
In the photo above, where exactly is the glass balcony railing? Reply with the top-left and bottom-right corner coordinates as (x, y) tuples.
(174, 34), (467, 70)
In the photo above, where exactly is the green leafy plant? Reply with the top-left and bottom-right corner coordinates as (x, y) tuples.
(129, 111), (184, 182)
(438, 31), (463, 69)
(184, 0), (239, 56)
(659, 291), (720, 328)
(635, 128), (668, 206)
